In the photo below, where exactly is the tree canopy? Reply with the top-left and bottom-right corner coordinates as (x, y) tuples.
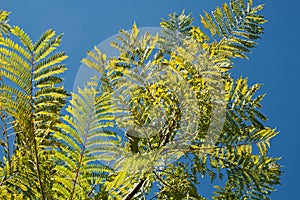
(0, 0), (281, 199)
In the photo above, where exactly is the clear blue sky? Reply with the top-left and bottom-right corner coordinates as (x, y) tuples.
(1, 0), (299, 199)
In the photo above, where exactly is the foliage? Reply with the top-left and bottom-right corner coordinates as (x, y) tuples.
(52, 81), (120, 199)
(0, 0), (281, 199)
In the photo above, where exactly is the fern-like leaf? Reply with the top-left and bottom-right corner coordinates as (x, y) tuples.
(52, 82), (120, 199)
(201, 0), (267, 59)
(159, 11), (195, 52)
(0, 26), (68, 199)
(0, 10), (11, 37)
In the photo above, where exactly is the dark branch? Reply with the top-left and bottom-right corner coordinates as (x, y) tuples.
(122, 178), (146, 200)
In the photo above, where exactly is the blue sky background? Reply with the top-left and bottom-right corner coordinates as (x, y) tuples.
(1, 0), (299, 199)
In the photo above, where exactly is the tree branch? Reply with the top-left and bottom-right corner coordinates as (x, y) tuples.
(159, 108), (181, 147)
(122, 178), (146, 200)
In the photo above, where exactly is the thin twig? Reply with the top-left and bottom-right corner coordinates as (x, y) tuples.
(152, 171), (174, 189)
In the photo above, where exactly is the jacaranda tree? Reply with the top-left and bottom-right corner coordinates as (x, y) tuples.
(0, 0), (281, 199)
